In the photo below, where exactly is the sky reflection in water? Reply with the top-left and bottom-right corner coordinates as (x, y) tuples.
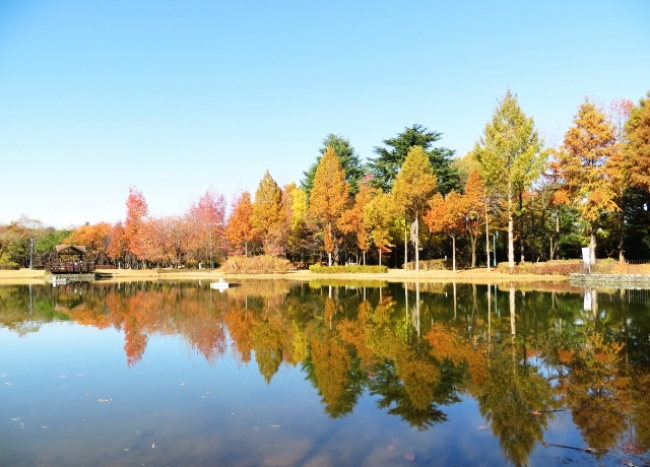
(1, 280), (650, 467)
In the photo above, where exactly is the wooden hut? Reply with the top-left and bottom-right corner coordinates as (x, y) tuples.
(47, 245), (95, 274)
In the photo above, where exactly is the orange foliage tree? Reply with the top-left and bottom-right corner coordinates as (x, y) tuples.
(309, 146), (349, 266)
(551, 99), (618, 261)
(226, 191), (256, 256)
(463, 171), (486, 267)
(65, 222), (113, 263)
(425, 191), (466, 272)
(120, 186), (149, 267)
(339, 176), (375, 265)
(252, 171), (283, 255)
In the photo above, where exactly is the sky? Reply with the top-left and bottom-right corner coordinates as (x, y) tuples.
(1, 0), (649, 227)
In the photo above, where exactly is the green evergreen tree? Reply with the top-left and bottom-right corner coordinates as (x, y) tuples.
(368, 124), (459, 195)
(302, 134), (364, 196)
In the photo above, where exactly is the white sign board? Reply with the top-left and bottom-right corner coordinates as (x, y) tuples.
(581, 248), (591, 265)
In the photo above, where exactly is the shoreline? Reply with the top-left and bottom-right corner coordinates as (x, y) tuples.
(0, 267), (569, 286)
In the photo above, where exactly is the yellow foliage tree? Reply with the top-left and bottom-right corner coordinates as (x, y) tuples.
(309, 146), (349, 266)
(392, 146), (437, 271)
(252, 171), (283, 255)
(364, 190), (398, 265)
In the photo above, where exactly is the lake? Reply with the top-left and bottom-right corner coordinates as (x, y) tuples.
(1, 280), (649, 467)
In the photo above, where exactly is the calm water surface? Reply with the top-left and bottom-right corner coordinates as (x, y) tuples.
(1, 280), (650, 467)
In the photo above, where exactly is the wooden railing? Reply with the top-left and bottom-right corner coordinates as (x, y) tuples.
(47, 262), (95, 274)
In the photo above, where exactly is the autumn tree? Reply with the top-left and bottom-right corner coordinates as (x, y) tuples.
(309, 146), (349, 266)
(65, 222), (113, 263)
(474, 90), (547, 269)
(251, 172), (283, 255)
(106, 222), (127, 264)
(392, 146), (437, 271)
(120, 186), (149, 267)
(226, 191), (255, 256)
(425, 191), (465, 272)
(625, 92), (650, 192)
(606, 98), (634, 260)
(463, 171), (486, 267)
(339, 176), (375, 265)
(302, 134), (364, 196)
(551, 99), (618, 262)
(364, 190), (398, 265)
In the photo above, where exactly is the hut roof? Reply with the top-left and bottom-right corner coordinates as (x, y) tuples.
(55, 245), (87, 254)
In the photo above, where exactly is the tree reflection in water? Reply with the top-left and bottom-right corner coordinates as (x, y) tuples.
(1, 280), (650, 465)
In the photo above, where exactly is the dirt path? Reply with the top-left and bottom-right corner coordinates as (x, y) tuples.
(0, 267), (568, 286)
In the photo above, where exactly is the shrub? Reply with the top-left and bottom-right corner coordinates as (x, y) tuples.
(497, 260), (581, 275)
(309, 264), (388, 274)
(403, 259), (449, 271)
(221, 255), (292, 274)
(0, 262), (20, 270)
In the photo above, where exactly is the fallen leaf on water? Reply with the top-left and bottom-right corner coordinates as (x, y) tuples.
(180, 383), (185, 386)
(387, 445), (395, 451)
(152, 443), (155, 449)
(98, 398), (113, 403)
(254, 426), (258, 431)
(5, 382), (11, 386)
(60, 376), (66, 379)
(268, 425), (280, 428)
(478, 426), (487, 430)
(41, 426), (47, 429)
(124, 448), (129, 452)
(404, 452), (416, 462)
(11, 418), (21, 421)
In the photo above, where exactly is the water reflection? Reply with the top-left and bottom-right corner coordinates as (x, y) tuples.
(1, 280), (650, 466)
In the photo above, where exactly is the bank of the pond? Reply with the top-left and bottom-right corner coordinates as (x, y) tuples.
(0, 267), (569, 285)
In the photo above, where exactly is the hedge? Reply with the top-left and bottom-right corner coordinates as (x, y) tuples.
(309, 265), (388, 274)
(497, 260), (581, 275)
(221, 255), (292, 274)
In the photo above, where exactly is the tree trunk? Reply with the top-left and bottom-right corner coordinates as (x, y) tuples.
(378, 248), (382, 266)
(519, 191), (525, 263)
(590, 231), (597, 265)
(485, 200), (491, 272)
(469, 233), (477, 268)
(414, 217), (419, 272)
(362, 250), (366, 266)
(404, 223), (409, 271)
(510, 287), (516, 335)
(618, 223), (625, 262)
(452, 234), (456, 273)
(508, 184), (515, 269)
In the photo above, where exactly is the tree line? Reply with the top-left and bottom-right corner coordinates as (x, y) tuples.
(1, 89), (649, 269)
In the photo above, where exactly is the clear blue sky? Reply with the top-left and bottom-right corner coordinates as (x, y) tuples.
(1, 0), (648, 227)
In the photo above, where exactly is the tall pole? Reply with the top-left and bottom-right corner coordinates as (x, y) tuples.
(485, 201), (490, 272)
(29, 237), (34, 270)
(493, 232), (497, 267)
